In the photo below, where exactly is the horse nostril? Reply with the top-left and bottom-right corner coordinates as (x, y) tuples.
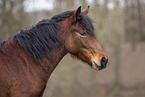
(101, 57), (108, 68)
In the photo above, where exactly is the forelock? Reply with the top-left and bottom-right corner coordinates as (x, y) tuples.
(78, 12), (94, 36)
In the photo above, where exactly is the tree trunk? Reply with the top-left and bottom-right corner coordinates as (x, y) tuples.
(137, 0), (144, 41)
(107, 0), (121, 96)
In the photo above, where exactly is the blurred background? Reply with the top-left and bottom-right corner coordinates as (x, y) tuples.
(0, 0), (145, 97)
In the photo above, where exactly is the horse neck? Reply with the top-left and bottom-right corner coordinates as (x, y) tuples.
(2, 18), (70, 82)
(40, 19), (71, 73)
(6, 39), (66, 82)
(34, 22), (70, 80)
(40, 43), (67, 73)
(39, 19), (72, 79)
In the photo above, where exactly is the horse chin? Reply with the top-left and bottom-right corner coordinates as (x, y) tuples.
(91, 61), (104, 71)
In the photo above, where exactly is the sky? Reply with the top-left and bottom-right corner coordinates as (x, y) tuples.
(24, 0), (54, 12)
(24, 0), (123, 12)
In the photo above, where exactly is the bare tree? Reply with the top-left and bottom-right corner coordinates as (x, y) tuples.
(137, 0), (144, 41)
(106, 0), (121, 96)
(0, 0), (28, 41)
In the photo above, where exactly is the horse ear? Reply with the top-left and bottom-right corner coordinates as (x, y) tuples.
(74, 6), (81, 21)
(82, 6), (90, 15)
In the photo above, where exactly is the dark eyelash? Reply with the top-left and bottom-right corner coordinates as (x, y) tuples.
(80, 32), (86, 36)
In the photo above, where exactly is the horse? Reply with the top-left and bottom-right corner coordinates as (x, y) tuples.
(0, 6), (108, 97)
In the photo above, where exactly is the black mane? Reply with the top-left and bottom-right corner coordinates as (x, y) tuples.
(0, 10), (94, 59)
(79, 12), (94, 35)
(13, 11), (74, 58)
(0, 41), (5, 53)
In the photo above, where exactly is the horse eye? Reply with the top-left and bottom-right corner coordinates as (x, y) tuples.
(80, 32), (86, 36)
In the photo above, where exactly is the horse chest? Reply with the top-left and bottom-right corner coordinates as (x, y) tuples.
(23, 69), (47, 96)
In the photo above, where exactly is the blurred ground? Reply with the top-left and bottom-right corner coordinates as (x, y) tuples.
(43, 42), (145, 97)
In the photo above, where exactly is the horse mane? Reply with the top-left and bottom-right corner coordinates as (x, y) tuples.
(0, 41), (5, 53)
(0, 10), (94, 59)
(79, 12), (94, 35)
(13, 11), (74, 58)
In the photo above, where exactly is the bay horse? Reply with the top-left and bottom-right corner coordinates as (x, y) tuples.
(0, 6), (108, 97)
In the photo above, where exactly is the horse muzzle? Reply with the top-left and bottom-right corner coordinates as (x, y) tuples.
(92, 57), (108, 71)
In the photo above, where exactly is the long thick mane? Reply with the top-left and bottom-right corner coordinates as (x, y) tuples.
(0, 41), (5, 53)
(13, 11), (74, 58)
(14, 20), (60, 58)
(0, 10), (94, 59)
